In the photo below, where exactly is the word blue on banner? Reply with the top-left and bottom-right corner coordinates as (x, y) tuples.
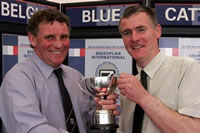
(65, 4), (138, 27)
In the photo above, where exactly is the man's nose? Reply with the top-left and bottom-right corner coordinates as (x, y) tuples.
(53, 38), (62, 48)
(131, 31), (140, 41)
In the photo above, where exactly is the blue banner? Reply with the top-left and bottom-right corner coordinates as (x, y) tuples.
(65, 4), (139, 27)
(155, 3), (200, 25)
(0, 0), (56, 24)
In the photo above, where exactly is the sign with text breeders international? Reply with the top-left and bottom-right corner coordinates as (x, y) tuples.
(155, 3), (200, 25)
(160, 37), (200, 63)
(68, 39), (132, 78)
(2, 34), (33, 77)
(64, 3), (140, 27)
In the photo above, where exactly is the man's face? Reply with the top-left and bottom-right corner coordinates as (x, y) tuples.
(28, 21), (70, 68)
(119, 12), (161, 67)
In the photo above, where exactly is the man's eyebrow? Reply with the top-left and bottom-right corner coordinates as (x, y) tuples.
(121, 28), (131, 33)
(44, 34), (55, 37)
(136, 25), (146, 29)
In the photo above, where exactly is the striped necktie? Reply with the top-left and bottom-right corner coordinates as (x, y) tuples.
(54, 68), (79, 133)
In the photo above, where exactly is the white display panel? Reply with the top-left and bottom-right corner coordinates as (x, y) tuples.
(68, 38), (133, 78)
(160, 37), (200, 63)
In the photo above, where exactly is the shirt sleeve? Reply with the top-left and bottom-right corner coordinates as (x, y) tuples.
(178, 61), (200, 118)
(0, 71), (68, 133)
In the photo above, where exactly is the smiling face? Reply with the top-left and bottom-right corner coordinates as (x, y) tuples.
(28, 21), (70, 68)
(119, 12), (161, 68)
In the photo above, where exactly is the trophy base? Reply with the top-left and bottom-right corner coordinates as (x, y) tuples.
(90, 124), (119, 130)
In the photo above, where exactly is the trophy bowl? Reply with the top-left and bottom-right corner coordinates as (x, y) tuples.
(79, 76), (119, 130)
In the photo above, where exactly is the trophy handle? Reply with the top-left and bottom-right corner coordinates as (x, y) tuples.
(78, 81), (92, 96)
(78, 78), (97, 97)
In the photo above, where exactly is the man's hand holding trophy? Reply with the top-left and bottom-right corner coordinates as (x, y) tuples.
(79, 76), (120, 130)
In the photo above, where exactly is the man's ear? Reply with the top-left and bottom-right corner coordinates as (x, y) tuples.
(28, 32), (37, 47)
(155, 24), (162, 39)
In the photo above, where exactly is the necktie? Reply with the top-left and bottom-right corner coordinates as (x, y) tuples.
(132, 70), (147, 133)
(54, 68), (79, 133)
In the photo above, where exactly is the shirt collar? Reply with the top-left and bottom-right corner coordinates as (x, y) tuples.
(137, 51), (166, 79)
(31, 52), (62, 79)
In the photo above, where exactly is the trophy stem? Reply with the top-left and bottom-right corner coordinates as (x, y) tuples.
(90, 110), (119, 130)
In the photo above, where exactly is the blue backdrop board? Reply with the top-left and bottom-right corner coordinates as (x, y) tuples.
(0, 0), (59, 81)
(2, 34), (32, 77)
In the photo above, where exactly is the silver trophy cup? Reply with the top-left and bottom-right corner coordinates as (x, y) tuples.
(79, 76), (119, 130)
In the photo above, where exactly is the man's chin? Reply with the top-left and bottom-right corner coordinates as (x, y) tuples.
(51, 61), (64, 67)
